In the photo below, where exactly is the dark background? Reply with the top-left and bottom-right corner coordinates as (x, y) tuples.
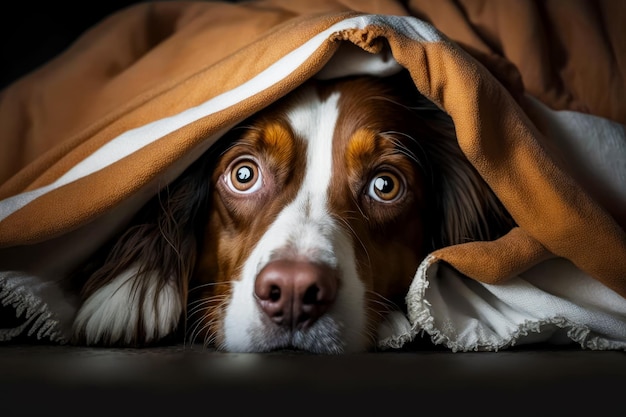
(0, 1), (150, 89)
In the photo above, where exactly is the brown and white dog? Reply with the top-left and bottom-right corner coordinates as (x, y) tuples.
(70, 70), (514, 353)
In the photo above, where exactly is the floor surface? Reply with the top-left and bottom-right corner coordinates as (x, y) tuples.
(1, 343), (624, 416)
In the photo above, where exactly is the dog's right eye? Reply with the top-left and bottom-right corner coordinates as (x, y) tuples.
(225, 158), (263, 194)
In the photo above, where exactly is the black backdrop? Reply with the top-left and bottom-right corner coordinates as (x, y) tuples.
(1, 1), (164, 89)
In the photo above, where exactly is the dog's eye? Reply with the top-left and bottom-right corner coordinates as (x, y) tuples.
(368, 171), (403, 202)
(226, 158), (263, 194)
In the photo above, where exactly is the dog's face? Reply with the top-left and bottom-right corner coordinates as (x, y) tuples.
(72, 72), (513, 352)
(189, 75), (444, 353)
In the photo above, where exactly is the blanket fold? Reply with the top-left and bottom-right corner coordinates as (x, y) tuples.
(1, 0), (624, 351)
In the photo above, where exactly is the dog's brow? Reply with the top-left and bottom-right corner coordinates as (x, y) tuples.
(233, 121), (294, 155)
(346, 129), (377, 163)
(259, 122), (294, 153)
(345, 128), (405, 168)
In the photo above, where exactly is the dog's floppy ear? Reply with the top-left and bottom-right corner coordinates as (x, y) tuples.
(429, 135), (515, 249)
(387, 70), (515, 251)
(71, 153), (213, 344)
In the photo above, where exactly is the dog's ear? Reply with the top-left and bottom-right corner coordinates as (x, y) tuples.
(392, 75), (515, 251)
(430, 138), (515, 249)
(74, 153), (213, 320)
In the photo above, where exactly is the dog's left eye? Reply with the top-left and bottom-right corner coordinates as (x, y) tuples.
(367, 171), (403, 202)
(225, 158), (263, 194)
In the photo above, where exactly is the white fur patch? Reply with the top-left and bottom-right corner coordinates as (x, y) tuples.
(72, 265), (182, 345)
(222, 88), (367, 353)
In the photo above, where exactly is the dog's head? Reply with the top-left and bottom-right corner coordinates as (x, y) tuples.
(187, 72), (513, 353)
(72, 71), (513, 352)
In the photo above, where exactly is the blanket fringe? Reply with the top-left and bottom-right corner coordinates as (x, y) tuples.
(0, 272), (67, 344)
(405, 255), (626, 352)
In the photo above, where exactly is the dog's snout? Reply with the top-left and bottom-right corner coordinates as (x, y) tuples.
(255, 260), (338, 329)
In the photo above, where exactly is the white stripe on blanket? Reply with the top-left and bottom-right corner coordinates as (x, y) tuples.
(0, 14), (439, 223)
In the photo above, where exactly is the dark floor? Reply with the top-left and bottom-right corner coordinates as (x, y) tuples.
(1, 342), (625, 416)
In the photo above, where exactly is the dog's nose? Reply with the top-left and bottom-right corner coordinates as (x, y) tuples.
(254, 260), (338, 329)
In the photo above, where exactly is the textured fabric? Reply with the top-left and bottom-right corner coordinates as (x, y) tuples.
(1, 0), (624, 349)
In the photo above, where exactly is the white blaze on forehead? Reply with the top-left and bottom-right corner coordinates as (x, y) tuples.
(262, 88), (341, 263)
(287, 89), (340, 200)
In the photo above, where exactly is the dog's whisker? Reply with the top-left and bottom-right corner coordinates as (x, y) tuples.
(187, 303), (214, 319)
(186, 295), (227, 348)
(362, 319), (381, 349)
(194, 317), (219, 348)
(203, 331), (220, 349)
(187, 297), (227, 318)
(187, 292), (229, 305)
(366, 290), (402, 311)
(187, 296), (225, 309)
(367, 303), (397, 319)
(186, 294), (227, 317)
(350, 196), (370, 223)
(193, 323), (214, 348)
(186, 313), (214, 346)
(184, 318), (205, 347)
(366, 299), (398, 315)
(188, 281), (234, 293)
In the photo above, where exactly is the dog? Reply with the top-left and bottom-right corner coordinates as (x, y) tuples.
(69, 70), (514, 353)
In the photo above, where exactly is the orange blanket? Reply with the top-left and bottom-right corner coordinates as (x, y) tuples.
(1, 0), (624, 349)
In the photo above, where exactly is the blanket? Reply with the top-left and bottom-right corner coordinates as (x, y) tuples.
(1, 0), (625, 351)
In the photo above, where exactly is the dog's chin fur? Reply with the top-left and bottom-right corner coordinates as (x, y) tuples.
(69, 70), (515, 352)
